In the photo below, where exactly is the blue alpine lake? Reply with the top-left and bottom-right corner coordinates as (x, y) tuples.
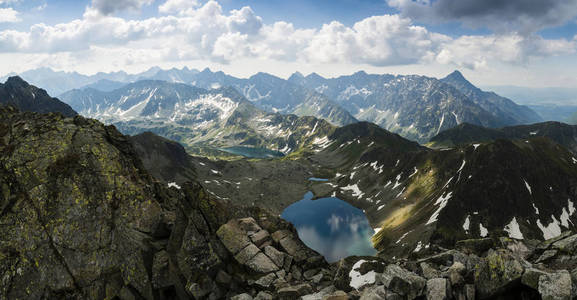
(281, 192), (377, 262)
(308, 177), (329, 182)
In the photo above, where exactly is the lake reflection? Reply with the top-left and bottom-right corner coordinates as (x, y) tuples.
(281, 192), (377, 262)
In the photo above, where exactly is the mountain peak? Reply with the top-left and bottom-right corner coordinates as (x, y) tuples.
(5, 76), (29, 87)
(305, 72), (325, 81)
(447, 70), (465, 79)
(200, 67), (213, 74)
(442, 70), (476, 89)
(287, 71), (304, 83)
(289, 71), (304, 79)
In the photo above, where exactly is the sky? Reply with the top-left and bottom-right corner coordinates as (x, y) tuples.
(0, 0), (576, 87)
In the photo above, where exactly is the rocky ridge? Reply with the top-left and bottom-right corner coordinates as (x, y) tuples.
(0, 76), (77, 117)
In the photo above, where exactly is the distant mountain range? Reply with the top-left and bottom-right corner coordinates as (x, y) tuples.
(15, 66), (537, 143)
(60, 80), (335, 156)
(291, 70), (541, 142)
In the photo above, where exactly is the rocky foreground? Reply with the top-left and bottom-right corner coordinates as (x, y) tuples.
(0, 106), (577, 299)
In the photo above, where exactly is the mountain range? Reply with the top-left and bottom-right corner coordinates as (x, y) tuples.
(11, 67), (542, 144)
(60, 80), (336, 157)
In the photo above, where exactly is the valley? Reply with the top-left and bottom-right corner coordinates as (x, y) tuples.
(1, 74), (577, 299)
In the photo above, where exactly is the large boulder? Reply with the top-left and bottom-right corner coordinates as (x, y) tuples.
(474, 249), (524, 299)
(217, 220), (253, 255)
(538, 270), (572, 300)
(426, 278), (451, 300)
(380, 264), (426, 300)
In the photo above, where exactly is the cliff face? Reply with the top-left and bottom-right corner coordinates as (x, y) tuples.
(0, 106), (329, 299)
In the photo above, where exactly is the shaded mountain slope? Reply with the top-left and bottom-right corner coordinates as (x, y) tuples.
(303, 123), (577, 258)
(429, 121), (577, 154)
(0, 76), (77, 117)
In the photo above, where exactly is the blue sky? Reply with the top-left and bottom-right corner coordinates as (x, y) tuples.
(0, 0), (576, 88)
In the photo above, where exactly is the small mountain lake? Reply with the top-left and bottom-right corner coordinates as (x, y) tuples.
(219, 146), (285, 159)
(281, 192), (377, 262)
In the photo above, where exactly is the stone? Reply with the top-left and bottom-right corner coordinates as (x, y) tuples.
(279, 235), (309, 261)
(426, 278), (450, 300)
(215, 270), (232, 285)
(231, 293), (253, 300)
(187, 282), (211, 299)
(500, 237), (533, 259)
(521, 268), (548, 290)
(305, 255), (326, 269)
(264, 245), (286, 268)
(254, 273), (277, 289)
(420, 262), (441, 279)
(455, 238), (495, 255)
(291, 265), (303, 281)
(385, 291), (404, 300)
(217, 221), (252, 254)
(447, 262), (466, 287)
(277, 286), (300, 300)
(571, 268), (577, 298)
(238, 217), (262, 233)
(323, 290), (349, 300)
(311, 272), (324, 284)
(535, 231), (573, 251)
(294, 283), (314, 295)
(276, 270), (286, 280)
(474, 249), (524, 299)
(359, 285), (387, 300)
(284, 255), (294, 271)
(536, 250), (558, 263)
(538, 270), (572, 300)
(273, 277), (290, 290)
(271, 230), (291, 243)
(235, 244), (261, 265)
(251, 230), (271, 248)
(380, 264), (426, 300)
(254, 291), (274, 300)
(551, 234), (577, 254)
(304, 268), (320, 280)
(246, 253), (280, 273)
(302, 286), (337, 300)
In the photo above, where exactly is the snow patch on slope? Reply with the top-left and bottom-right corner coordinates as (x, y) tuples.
(349, 260), (376, 290)
(504, 217), (524, 239)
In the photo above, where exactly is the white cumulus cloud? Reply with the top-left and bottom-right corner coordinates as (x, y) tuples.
(0, 7), (20, 23)
(0, 0), (575, 79)
(159, 0), (200, 15)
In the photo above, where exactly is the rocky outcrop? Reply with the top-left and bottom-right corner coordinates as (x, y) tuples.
(313, 234), (577, 300)
(0, 107), (331, 299)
